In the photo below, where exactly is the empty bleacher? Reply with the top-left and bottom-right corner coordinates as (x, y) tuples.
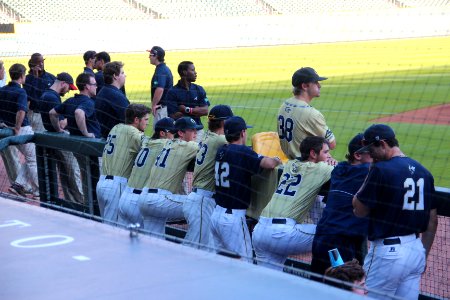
(1, 0), (152, 22)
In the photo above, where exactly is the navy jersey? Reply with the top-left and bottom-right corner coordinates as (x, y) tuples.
(357, 156), (435, 240)
(214, 144), (262, 210)
(316, 161), (370, 237)
(95, 84), (130, 138)
(95, 71), (104, 94)
(39, 89), (64, 132)
(83, 67), (95, 75)
(23, 71), (56, 111)
(0, 82), (29, 127)
(166, 81), (210, 126)
(54, 94), (101, 138)
(151, 63), (173, 106)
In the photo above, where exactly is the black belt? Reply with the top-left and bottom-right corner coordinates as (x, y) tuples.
(193, 187), (198, 192)
(132, 189), (142, 194)
(156, 105), (166, 110)
(148, 188), (158, 194)
(272, 218), (287, 224)
(383, 233), (419, 245)
(225, 208), (232, 214)
(105, 175), (114, 180)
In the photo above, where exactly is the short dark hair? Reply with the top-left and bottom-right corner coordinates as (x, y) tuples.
(177, 61), (193, 77)
(9, 63), (26, 80)
(208, 119), (223, 132)
(95, 51), (111, 63)
(324, 259), (365, 292)
(103, 61), (123, 85)
(76, 73), (94, 91)
(225, 131), (241, 143)
(83, 50), (96, 63)
(125, 104), (151, 124)
(300, 136), (329, 161)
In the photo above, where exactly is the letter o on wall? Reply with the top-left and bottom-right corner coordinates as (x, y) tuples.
(11, 235), (74, 248)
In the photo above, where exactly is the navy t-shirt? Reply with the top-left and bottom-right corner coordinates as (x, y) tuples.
(167, 81), (210, 126)
(39, 89), (64, 132)
(151, 63), (173, 106)
(316, 161), (370, 237)
(83, 67), (95, 75)
(95, 71), (104, 94)
(0, 82), (29, 127)
(356, 156), (435, 240)
(214, 144), (262, 210)
(54, 94), (101, 138)
(23, 71), (56, 111)
(95, 84), (130, 138)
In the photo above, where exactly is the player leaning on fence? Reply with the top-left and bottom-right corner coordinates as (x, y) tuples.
(353, 124), (437, 300)
(278, 67), (336, 160)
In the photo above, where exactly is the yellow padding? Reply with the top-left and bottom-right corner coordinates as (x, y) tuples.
(251, 132), (288, 164)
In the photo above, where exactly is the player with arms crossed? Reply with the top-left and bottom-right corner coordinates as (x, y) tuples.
(211, 116), (281, 261)
(310, 133), (372, 275)
(278, 67), (336, 160)
(252, 136), (335, 270)
(183, 105), (233, 248)
(118, 117), (176, 227)
(353, 124), (437, 300)
(96, 104), (151, 223)
(138, 117), (202, 234)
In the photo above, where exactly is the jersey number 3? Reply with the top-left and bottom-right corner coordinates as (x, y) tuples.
(278, 116), (294, 142)
(403, 178), (424, 211)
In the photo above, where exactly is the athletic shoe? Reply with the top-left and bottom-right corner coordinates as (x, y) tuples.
(8, 183), (27, 197)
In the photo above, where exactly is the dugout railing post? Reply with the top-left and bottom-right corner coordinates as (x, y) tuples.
(33, 132), (105, 215)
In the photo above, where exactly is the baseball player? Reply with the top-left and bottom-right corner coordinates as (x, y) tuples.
(96, 104), (151, 223)
(138, 117), (202, 234)
(353, 124), (437, 300)
(278, 67), (336, 160)
(310, 133), (372, 275)
(183, 105), (233, 249)
(211, 116), (281, 261)
(167, 61), (210, 142)
(252, 136), (334, 270)
(148, 46), (173, 125)
(118, 117), (176, 227)
(39, 72), (84, 204)
(95, 61), (130, 138)
(0, 63), (39, 198)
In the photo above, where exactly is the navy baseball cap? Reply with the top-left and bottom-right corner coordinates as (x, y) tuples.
(359, 124), (396, 151)
(147, 46), (165, 61)
(224, 116), (253, 135)
(175, 117), (203, 131)
(155, 117), (176, 133)
(348, 133), (367, 155)
(208, 105), (233, 121)
(56, 72), (77, 90)
(292, 67), (327, 86)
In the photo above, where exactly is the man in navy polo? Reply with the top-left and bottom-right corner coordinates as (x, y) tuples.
(0, 63), (39, 198)
(148, 46), (173, 126)
(23, 52), (56, 132)
(83, 50), (96, 75)
(39, 72), (83, 204)
(49, 73), (100, 138)
(95, 61), (130, 138)
(167, 61), (209, 142)
(93, 51), (111, 94)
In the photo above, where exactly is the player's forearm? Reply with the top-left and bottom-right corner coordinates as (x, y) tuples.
(260, 156), (282, 169)
(422, 208), (438, 258)
(152, 88), (164, 105)
(14, 110), (26, 134)
(352, 196), (370, 217)
(74, 109), (90, 137)
(49, 109), (64, 132)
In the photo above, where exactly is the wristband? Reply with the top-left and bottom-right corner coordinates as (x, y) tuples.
(185, 107), (191, 114)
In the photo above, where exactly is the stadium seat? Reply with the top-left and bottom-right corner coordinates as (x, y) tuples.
(251, 132), (288, 163)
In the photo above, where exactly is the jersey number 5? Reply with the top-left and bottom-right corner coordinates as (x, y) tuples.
(215, 161), (230, 188)
(278, 116), (293, 142)
(104, 134), (117, 155)
(403, 178), (424, 211)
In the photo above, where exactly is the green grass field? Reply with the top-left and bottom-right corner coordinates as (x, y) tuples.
(4, 36), (450, 186)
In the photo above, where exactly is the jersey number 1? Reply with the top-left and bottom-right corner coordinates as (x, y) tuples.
(403, 178), (424, 211)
